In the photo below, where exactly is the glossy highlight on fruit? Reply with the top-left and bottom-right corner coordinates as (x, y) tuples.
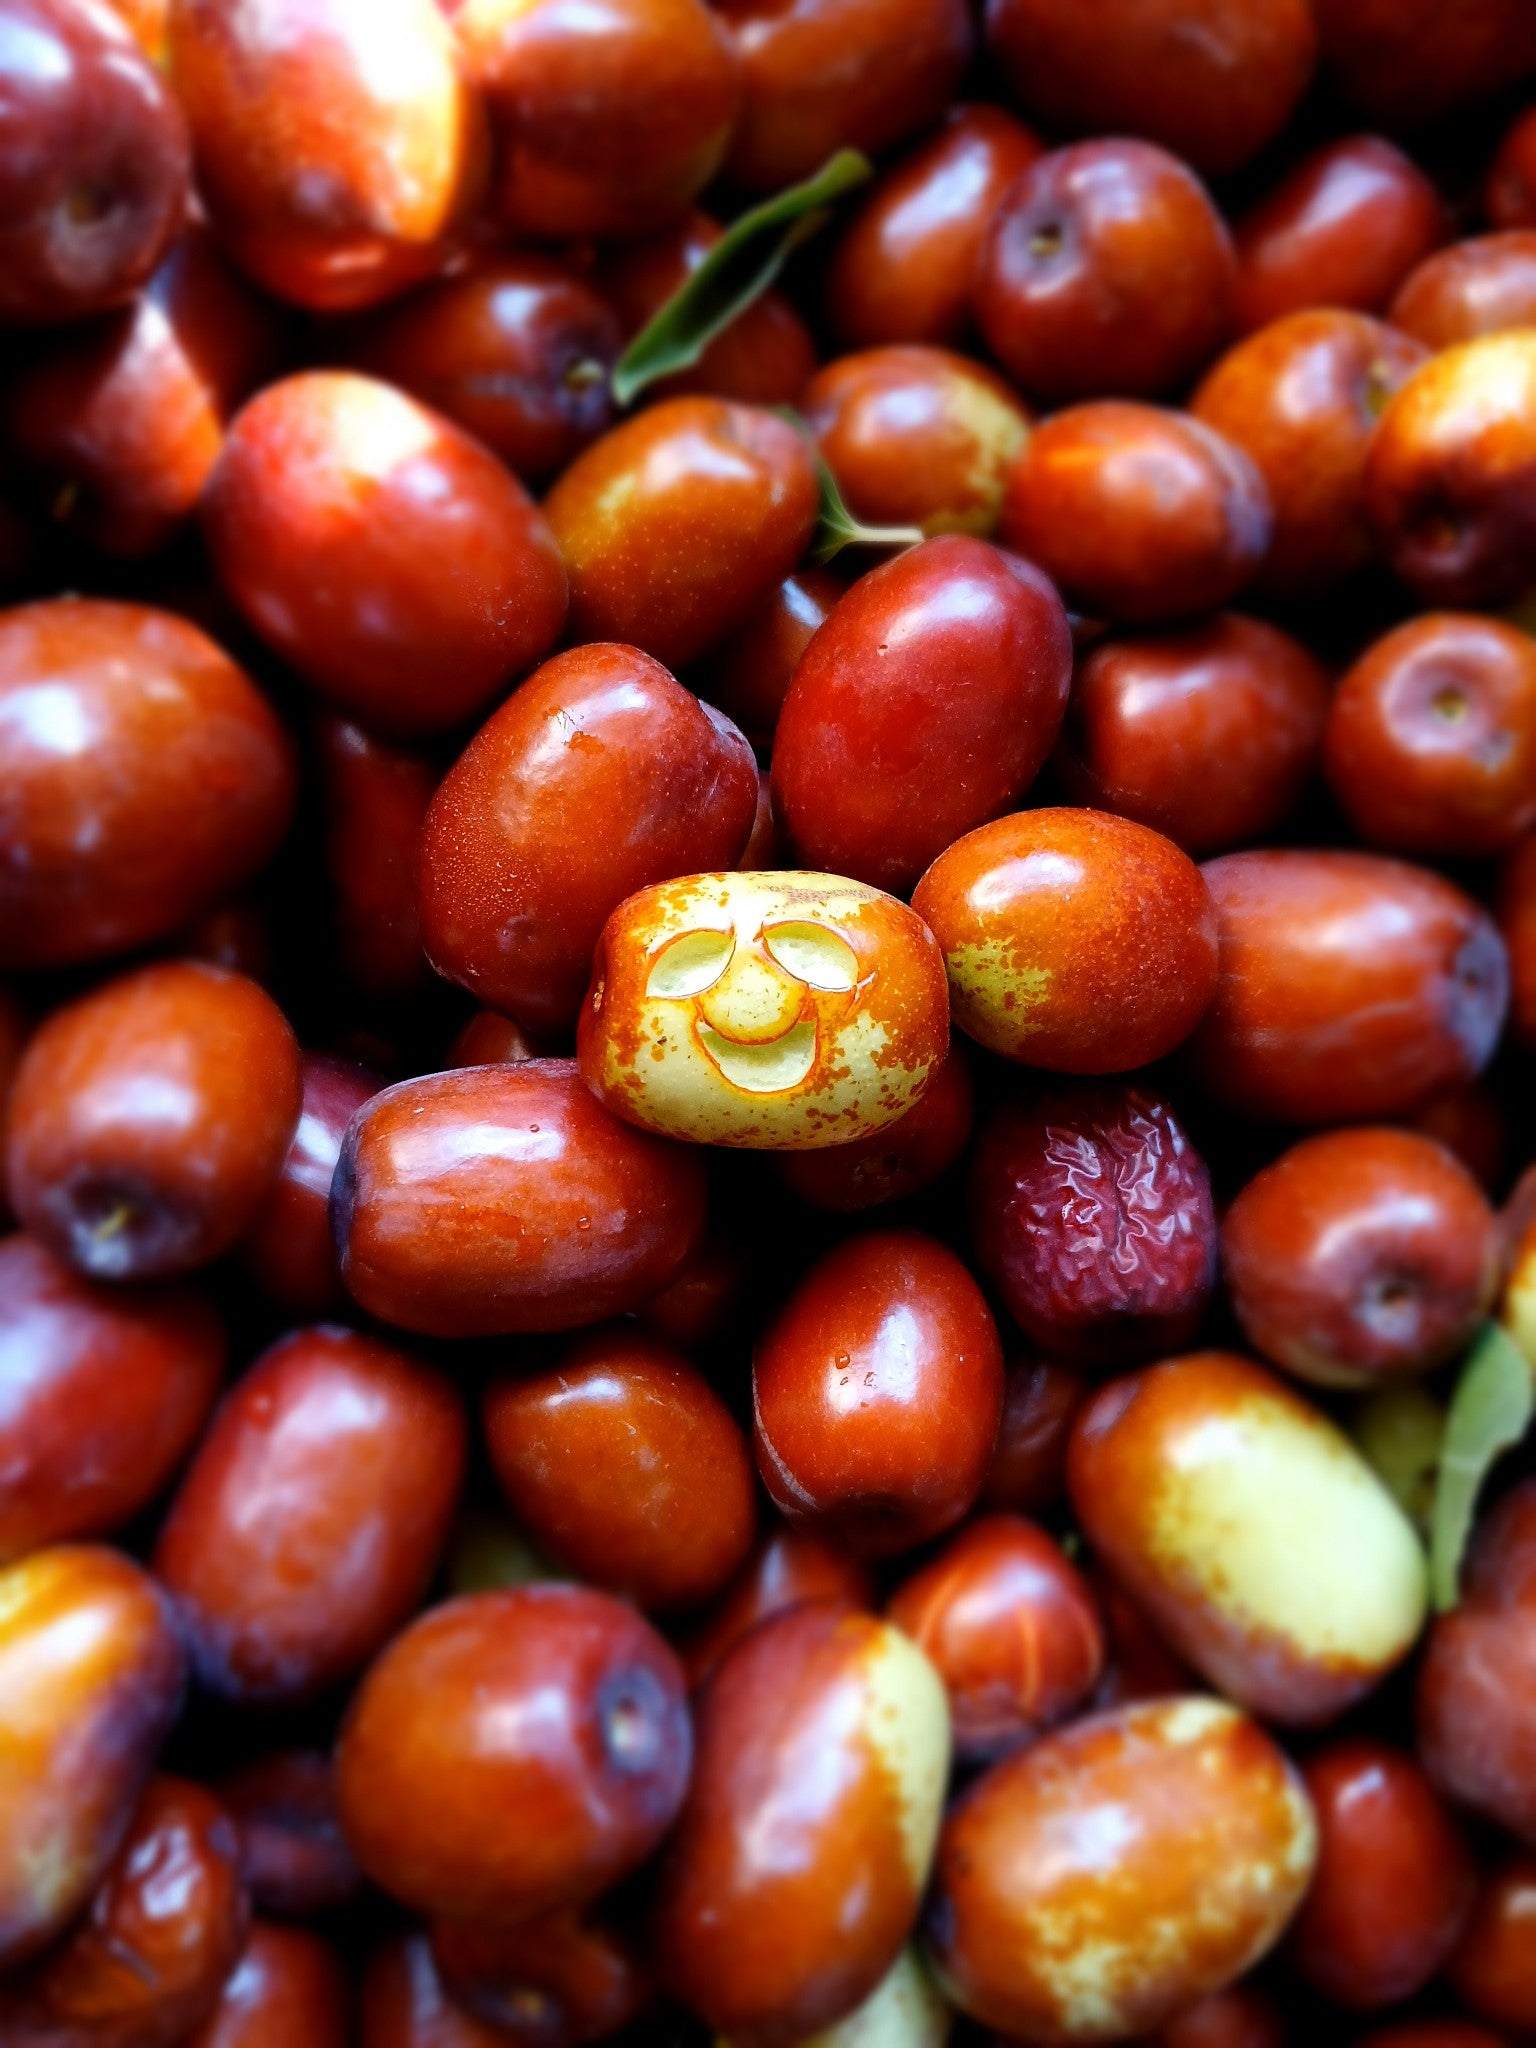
(332, 1058), (708, 1337)
(0, 1773), (247, 2044)
(773, 536), (1070, 892)
(998, 402), (1272, 624)
(974, 138), (1235, 403)
(544, 397), (818, 672)
(168, 0), (484, 311)
(654, 1600), (951, 2045)
(0, 1544), (186, 1967)
(1070, 1351), (1428, 1724)
(925, 1696), (1317, 2040)
(0, 1232), (223, 1563)
(336, 1583), (691, 1923)
(420, 643), (758, 1033)
(1287, 1739), (1475, 2009)
(0, 21), (1534, 2048)
(887, 1514), (1104, 1762)
(0, 0), (191, 323)
(1055, 614), (1329, 853)
(803, 348), (1031, 539)
(913, 809), (1218, 1073)
(6, 960), (302, 1282)
(752, 1228), (1004, 1557)
(154, 1326), (467, 1704)
(1191, 851), (1509, 1124)
(484, 1327), (756, 1611)
(1221, 1127), (1499, 1387)
(455, 0), (739, 238)
(0, 598), (295, 974)
(203, 371), (567, 735)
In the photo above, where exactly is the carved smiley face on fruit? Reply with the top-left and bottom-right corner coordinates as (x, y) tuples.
(577, 872), (950, 1148)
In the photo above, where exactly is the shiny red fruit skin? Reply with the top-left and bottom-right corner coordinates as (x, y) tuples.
(1220, 1126), (1499, 1388)
(1232, 135), (1446, 333)
(0, 1776), (248, 2048)
(456, 0), (738, 239)
(542, 397), (818, 673)
(1418, 1477), (1536, 1847)
(0, 1545), (187, 1970)
(1146, 1985), (1286, 2048)
(154, 1326), (467, 1705)
(603, 210), (815, 408)
(0, 0), (190, 323)
(982, 0), (1316, 176)
(6, 961), (302, 1283)
(0, 1232), (223, 1565)
(314, 715), (438, 1002)
(0, 598), (295, 975)
(826, 103), (1043, 349)
(682, 1530), (876, 1692)
(428, 1908), (651, 2047)
(2, 227), (281, 557)
(1054, 614), (1329, 856)
(652, 1599), (947, 2048)
(981, 1356), (1089, 1515)
(913, 807), (1220, 1074)
(974, 137), (1236, 403)
(1192, 310), (1429, 600)
(168, 0), (484, 311)
(331, 1059), (708, 1339)
(361, 1932), (512, 2048)
(699, 568), (844, 751)
(1287, 1738), (1475, 2009)
(419, 643), (757, 1032)
(923, 1694), (1317, 2040)
(190, 1921), (350, 2048)
(772, 535), (1072, 894)
(887, 1513), (1104, 1762)
(1390, 231), (1536, 349)
(1324, 613), (1536, 858)
(1449, 1852), (1536, 2036)
(343, 253), (621, 482)
(202, 371), (567, 736)
(483, 1327), (757, 1612)
(802, 344), (1030, 540)
(336, 1585), (692, 1924)
(1190, 850), (1509, 1123)
(752, 1228), (1004, 1558)
(716, 0), (972, 194)
(240, 1054), (380, 1319)
(997, 402), (1272, 625)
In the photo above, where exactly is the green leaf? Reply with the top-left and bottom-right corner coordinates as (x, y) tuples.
(611, 149), (874, 408)
(1353, 1383), (1446, 1535)
(808, 444), (926, 564)
(1429, 1321), (1536, 1612)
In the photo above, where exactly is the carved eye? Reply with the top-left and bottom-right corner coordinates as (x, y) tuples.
(646, 927), (735, 998)
(763, 922), (859, 991)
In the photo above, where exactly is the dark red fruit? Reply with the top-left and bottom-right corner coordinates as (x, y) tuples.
(969, 1085), (1217, 1365)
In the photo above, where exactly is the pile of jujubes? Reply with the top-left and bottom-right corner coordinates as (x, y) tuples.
(8, 1), (1536, 2045)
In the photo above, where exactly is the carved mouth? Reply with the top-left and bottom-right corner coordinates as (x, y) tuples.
(696, 1020), (817, 1093)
